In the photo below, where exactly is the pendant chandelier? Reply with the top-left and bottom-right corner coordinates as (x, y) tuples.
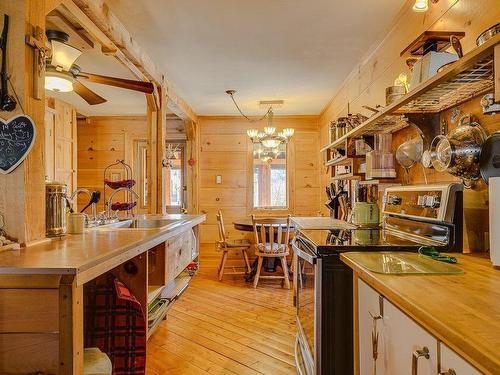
(226, 90), (294, 162)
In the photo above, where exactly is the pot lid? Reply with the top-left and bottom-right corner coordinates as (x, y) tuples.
(480, 132), (500, 184)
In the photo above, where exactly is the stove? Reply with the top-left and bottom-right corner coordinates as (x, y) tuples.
(292, 183), (463, 375)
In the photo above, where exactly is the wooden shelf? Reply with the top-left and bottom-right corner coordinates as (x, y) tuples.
(326, 155), (365, 167)
(147, 285), (165, 305)
(321, 32), (499, 153)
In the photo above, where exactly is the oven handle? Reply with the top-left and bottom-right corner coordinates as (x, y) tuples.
(295, 335), (306, 375)
(292, 238), (317, 264)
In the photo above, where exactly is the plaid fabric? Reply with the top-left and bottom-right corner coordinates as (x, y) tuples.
(85, 275), (146, 375)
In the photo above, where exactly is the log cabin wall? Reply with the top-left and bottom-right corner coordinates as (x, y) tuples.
(197, 116), (321, 253)
(77, 116), (150, 213)
(319, 0), (500, 252)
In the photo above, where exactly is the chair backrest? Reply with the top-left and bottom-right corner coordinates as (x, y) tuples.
(251, 215), (291, 254)
(216, 210), (227, 244)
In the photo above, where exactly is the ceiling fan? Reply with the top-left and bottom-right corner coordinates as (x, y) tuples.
(45, 30), (154, 105)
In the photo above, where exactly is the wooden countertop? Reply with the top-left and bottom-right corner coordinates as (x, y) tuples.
(341, 252), (500, 375)
(0, 214), (205, 285)
(291, 216), (355, 230)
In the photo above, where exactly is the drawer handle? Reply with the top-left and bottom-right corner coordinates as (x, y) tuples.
(439, 370), (456, 375)
(412, 346), (430, 375)
(369, 312), (383, 374)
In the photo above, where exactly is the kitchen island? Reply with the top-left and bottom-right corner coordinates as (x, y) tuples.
(0, 214), (205, 374)
(341, 252), (500, 375)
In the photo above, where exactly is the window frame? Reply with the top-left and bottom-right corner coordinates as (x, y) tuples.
(247, 138), (295, 215)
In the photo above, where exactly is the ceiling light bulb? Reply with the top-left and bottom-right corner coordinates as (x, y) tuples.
(50, 40), (82, 71)
(247, 129), (259, 138)
(413, 0), (429, 12)
(257, 132), (265, 139)
(282, 128), (295, 138)
(45, 71), (74, 92)
(262, 138), (281, 149)
(264, 127), (276, 135)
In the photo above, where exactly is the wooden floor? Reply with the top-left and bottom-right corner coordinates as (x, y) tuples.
(147, 254), (296, 375)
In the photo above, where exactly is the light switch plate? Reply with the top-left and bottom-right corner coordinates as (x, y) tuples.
(216, 175), (222, 184)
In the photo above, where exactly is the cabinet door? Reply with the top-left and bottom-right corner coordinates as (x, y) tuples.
(358, 279), (386, 375)
(383, 299), (438, 375)
(439, 343), (482, 375)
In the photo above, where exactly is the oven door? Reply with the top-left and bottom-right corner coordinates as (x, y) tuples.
(292, 237), (320, 375)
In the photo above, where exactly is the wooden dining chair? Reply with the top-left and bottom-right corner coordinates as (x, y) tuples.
(216, 210), (252, 281)
(251, 215), (291, 289)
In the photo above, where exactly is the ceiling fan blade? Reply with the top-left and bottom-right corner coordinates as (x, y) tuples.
(73, 80), (107, 105)
(77, 72), (154, 94)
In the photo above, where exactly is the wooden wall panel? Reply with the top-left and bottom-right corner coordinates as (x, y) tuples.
(318, 0), (500, 252)
(77, 116), (149, 213)
(198, 116), (321, 245)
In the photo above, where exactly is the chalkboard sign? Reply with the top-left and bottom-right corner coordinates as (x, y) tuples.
(0, 115), (36, 174)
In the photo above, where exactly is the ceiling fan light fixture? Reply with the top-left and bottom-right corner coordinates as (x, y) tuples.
(413, 0), (429, 12)
(50, 39), (82, 72)
(45, 70), (75, 93)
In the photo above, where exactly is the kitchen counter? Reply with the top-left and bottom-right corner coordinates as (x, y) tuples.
(291, 216), (355, 230)
(341, 252), (500, 375)
(0, 214), (205, 285)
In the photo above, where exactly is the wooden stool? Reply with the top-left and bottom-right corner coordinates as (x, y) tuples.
(216, 210), (252, 280)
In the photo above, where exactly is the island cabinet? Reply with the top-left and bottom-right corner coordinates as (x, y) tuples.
(0, 217), (204, 375)
(357, 279), (481, 375)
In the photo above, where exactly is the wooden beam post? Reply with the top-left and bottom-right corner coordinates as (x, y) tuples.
(185, 120), (199, 214)
(0, 0), (46, 245)
(147, 102), (158, 214)
(157, 85), (167, 214)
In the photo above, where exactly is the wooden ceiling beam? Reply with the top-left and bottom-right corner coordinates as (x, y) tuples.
(62, 0), (197, 122)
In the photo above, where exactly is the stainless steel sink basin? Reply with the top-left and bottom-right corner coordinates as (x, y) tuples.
(96, 218), (185, 231)
(344, 252), (464, 275)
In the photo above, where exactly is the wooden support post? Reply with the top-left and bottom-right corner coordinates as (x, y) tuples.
(157, 85), (167, 214)
(147, 103), (158, 214)
(185, 120), (199, 213)
(59, 275), (84, 375)
(0, 0), (46, 245)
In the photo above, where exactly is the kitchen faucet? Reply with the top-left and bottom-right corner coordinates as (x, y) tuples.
(70, 188), (98, 227)
(106, 187), (140, 221)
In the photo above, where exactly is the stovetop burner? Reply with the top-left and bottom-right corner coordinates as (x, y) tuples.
(299, 227), (431, 255)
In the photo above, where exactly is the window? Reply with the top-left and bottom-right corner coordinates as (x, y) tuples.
(166, 142), (185, 209)
(253, 143), (287, 208)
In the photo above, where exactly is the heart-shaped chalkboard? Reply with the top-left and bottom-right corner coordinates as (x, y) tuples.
(0, 115), (37, 174)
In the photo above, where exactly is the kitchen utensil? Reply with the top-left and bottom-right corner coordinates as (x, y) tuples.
(0, 15), (16, 112)
(418, 247), (457, 264)
(480, 93), (500, 115)
(476, 22), (500, 46)
(68, 213), (86, 234)
(46, 181), (68, 237)
(431, 115), (487, 186)
(385, 85), (406, 106)
(450, 35), (463, 58)
(352, 202), (379, 227)
(479, 132), (500, 184)
(396, 137), (424, 184)
(366, 151), (396, 180)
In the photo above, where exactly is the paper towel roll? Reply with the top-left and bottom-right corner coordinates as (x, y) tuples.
(489, 177), (500, 267)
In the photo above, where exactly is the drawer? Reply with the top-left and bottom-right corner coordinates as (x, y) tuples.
(165, 231), (193, 283)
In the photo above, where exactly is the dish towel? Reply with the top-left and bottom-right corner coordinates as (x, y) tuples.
(85, 275), (146, 375)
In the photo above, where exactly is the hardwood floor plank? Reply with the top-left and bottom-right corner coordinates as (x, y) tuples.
(146, 265), (296, 375)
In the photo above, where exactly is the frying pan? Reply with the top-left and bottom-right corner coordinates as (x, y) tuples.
(480, 132), (500, 184)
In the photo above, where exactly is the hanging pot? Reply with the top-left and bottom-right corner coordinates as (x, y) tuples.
(479, 132), (500, 184)
(430, 115), (487, 186)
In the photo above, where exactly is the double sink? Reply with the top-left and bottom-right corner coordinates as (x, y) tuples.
(94, 217), (186, 231)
